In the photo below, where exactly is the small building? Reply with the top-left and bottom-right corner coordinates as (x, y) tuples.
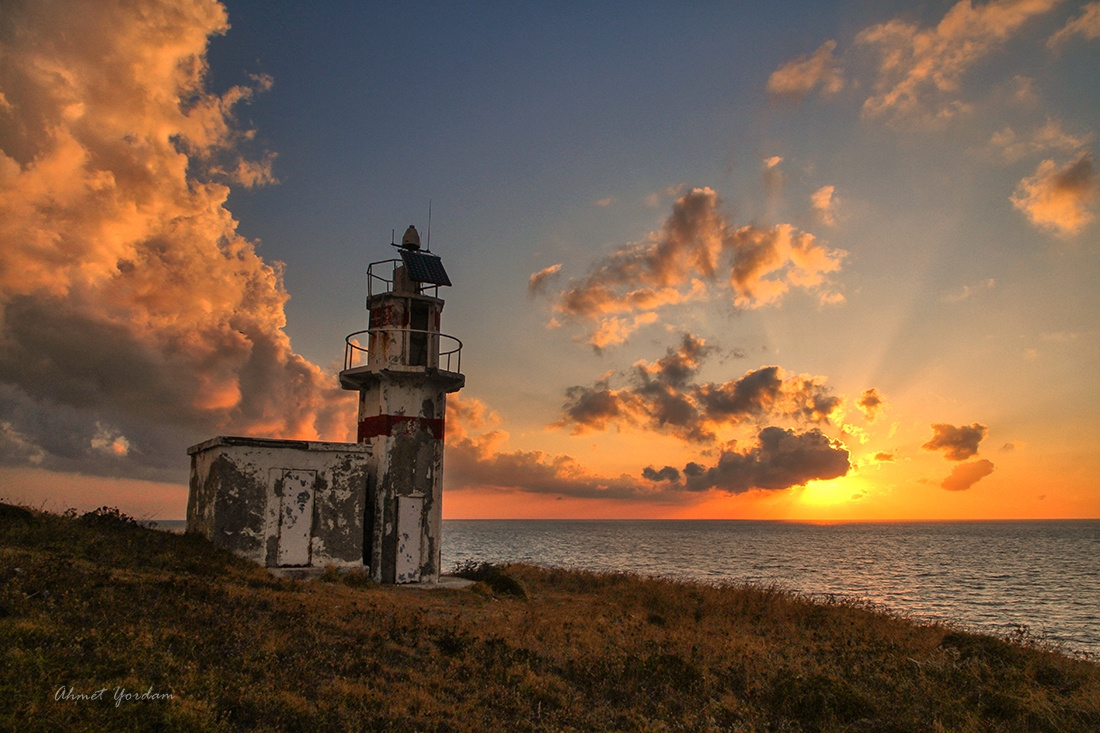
(187, 225), (464, 583)
(186, 437), (373, 569)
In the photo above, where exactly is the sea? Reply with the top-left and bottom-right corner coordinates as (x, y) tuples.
(148, 518), (1099, 656)
(443, 519), (1100, 657)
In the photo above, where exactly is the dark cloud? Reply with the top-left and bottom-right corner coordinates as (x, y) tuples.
(642, 466), (681, 483)
(941, 459), (995, 491)
(560, 335), (841, 443)
(560, 379), (629, 433)
(447, 396), (848, 503)
(684, 427), (850, 493)
(858, 388), (886, 421)
(923, 423), (987, 461)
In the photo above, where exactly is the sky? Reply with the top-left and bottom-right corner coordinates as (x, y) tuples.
(1, 0), (1098, 520)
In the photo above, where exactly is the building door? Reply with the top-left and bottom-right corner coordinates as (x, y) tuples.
(277, 469), (315, 567)
(395, 494), (423, 583)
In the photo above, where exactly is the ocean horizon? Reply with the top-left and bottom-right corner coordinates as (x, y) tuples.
(443, 519), (1100, 657)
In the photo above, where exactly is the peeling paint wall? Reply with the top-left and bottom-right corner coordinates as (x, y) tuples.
(357, 373), (452, 583)
(186, 437), (372, 568)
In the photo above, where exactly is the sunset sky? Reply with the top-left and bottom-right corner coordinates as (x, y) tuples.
(1, 0), (1097, 520)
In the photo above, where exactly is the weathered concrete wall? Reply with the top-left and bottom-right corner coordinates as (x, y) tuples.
(186, 437), (372, 568)
(357, 373), (451, 583)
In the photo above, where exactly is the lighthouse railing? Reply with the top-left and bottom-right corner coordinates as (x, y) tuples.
(367, 260), (441, 299)
(344, 328), (462, 374)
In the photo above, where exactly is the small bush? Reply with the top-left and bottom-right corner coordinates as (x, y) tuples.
(0, 502), (35, 524)
(453, 561), (527, 599)
(78, 506), (139, 528)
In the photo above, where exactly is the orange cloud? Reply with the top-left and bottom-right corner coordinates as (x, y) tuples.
(988, 119), (1091, 163)
(545, 189), (845, 346)
(1011, 153), (1097, 237)
(856, 0), (1060, 127)
(444, 394), (670, 501)
(766, 40), (845, 99)
(923, 423), (988, 461)
(941, 458), (996, 491)
(0, 0), (352, 481)
(811, 185), (838, 226)
(527, 263), (563, 295)
(1047, 2), (1100, 48)
(857, 388), (887, 421)
(445, 394), (849, 501)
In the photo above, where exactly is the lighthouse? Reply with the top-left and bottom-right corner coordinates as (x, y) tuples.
(186, 224), (463, 584)
(338, 225), (464, 583)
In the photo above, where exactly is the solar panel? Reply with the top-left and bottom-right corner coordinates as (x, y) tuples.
(399, 249), (452, 287)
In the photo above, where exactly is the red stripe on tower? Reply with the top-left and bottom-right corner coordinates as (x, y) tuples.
(358, 414), (445, 441)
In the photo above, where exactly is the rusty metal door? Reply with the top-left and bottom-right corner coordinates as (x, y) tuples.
(278, 469), (315, 567)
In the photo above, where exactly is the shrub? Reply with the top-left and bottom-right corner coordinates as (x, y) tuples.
(452, 561), (527, 599)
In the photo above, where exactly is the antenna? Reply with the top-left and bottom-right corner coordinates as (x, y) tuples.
(425, 200), (432, 252)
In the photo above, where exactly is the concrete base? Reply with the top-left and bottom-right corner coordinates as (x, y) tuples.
(268, 565), (475, 589)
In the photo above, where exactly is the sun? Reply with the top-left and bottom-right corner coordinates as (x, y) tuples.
(797, 475), (867, 508)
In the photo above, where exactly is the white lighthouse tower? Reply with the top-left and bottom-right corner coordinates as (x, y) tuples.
(339, 225), (464, 583)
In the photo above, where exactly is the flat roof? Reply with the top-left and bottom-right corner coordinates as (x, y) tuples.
(187, 436), (372, 456)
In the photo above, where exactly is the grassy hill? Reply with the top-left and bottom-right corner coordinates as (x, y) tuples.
(2, 503), (1098, 731)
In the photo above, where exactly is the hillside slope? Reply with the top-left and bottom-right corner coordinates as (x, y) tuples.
(2, 504), (1098, 731)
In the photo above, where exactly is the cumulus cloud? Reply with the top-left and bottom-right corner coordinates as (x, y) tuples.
(941, 458), (995, 491)
(558, 334), (842, 443)
(988, 120), (1092, 163)
(90, 423), (131, 458)
(811, 185), (838, 226)
(766, 40), (845, 99)
(770, 1), (1069, 130)
(1047, 2), (1100, 48)
(0, 0), (352, 481)
(855, 0), (1060, 127)
(444, 395), (674, 501)
(763, 156), (785, 198)
(642, 466), (681, 482)
(542, 188), (845, 347)
(446, 395), (848, 499)
(528, 263), (563, 295)
(683, 427), (850, 493)
(922, 422), (987, 461)
(857, 388), (886, 421)
(1011, 153), (1097, 237)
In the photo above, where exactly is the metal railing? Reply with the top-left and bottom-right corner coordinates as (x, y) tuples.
(366, 259), (441, 299)
(344, 328), (462, 374)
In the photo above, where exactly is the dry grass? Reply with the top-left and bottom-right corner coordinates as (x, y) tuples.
(2, 504), (1098, 731)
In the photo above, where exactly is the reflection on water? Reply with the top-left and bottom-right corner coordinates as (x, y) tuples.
(444, 519), (1100, 655)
